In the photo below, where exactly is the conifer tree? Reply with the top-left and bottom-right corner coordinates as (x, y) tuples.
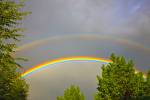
(0, 0), (29, 99)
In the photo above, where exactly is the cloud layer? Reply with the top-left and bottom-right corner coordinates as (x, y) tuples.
(22, 0), (150, 47)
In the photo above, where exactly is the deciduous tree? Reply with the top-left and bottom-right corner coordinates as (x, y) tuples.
(95, 54), (150, 100)
(57, 85), (85, 100)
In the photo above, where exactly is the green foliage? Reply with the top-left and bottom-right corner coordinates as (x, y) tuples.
(95, 53), (150, 100)
(0, 72), (28, 100)
(57, 85), (85, 100)
(144, 70), (150, 96)
(0, 0), (29, 99)
(56, 54), (150, 100)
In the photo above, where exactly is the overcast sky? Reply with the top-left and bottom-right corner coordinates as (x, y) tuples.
(15, 0), (150, 99)
(16, 0), (150, 70)
(21, 0), (150, 46)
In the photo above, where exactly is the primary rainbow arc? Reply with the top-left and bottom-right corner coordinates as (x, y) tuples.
(21, 56), (112, 77)
(21, 56), (147, 78)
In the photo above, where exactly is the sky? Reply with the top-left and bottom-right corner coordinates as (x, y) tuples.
(21, 0), (150, 46)
(26, 61), (103, 100)
(15, 0), (150, 99)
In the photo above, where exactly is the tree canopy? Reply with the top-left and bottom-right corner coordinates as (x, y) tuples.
(0, 0), (29, 99)
(57, 54), (150, 100)
(95, 53), (150, 100)
(57, 85), (85, 100)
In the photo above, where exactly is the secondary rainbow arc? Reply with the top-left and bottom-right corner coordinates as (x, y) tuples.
(21, 56), (147, 78)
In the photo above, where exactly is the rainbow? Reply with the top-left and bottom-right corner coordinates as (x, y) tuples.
(21, 56), (112, 77)
(21, 56), (147, 78)
(16, 34), (150, 52)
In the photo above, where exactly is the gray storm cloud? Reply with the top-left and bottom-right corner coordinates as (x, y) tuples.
(22, 0), (150, 47)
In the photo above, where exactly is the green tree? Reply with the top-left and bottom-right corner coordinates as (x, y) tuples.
(0, 0), (29, 99)
(57, 85), (85, 100)
(95, 54), (150, 100)
(144, 70), (150, 96)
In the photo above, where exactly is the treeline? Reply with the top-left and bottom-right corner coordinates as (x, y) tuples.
(57, 54), (150, 100)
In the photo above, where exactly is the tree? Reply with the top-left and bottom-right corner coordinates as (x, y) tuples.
(57, 85), (85, 100)
(0, 0), (29, 99)
(144, 70), (150, 96)
(95, 54), (150, 100)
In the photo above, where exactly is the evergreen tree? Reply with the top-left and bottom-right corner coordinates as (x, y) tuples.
(95, 54), (150, 100)
(57, 85), (85, 100)
(144, 70), (150, 96)
(0, 0), (29, 99)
